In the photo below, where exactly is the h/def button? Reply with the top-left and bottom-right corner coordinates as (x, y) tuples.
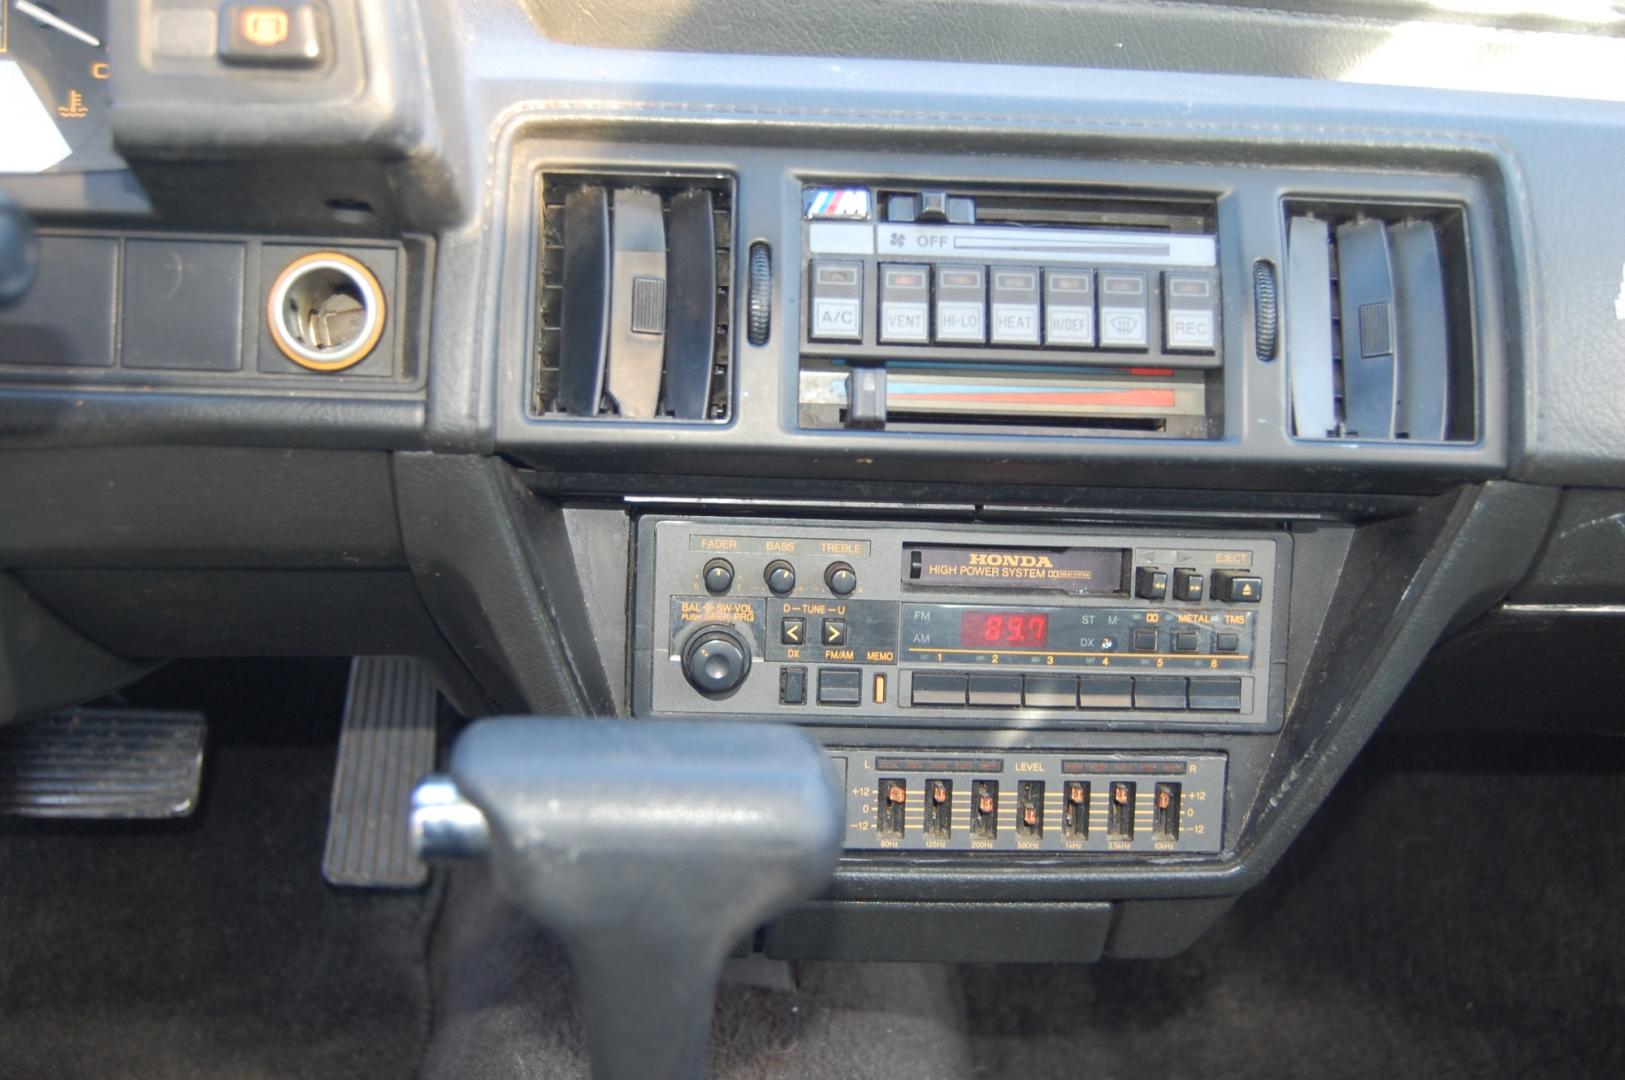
(809, 260), (863, 342)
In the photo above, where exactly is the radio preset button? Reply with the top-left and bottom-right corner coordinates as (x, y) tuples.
(1044, 269), (1095, 347)
(934, 265), (987, 344)
(809, 260), (863, 342)
(1164, 271), (1219, 352)
(822, 619), (848, 647)
(968, 674), (1023, 707)
(879, 264), (930, 344)
(1213, 571), (1263, 604)
(989, 265), (1041, 346)
(764, 560), (797, 596)
(1098, 270), (1150, 349)
(1133, 676), (1189, 710)
(1131, 628), (1159, 652)
(1188, 677), (1244, 711)
(817, 667), (863, 706)
(825, 562), (858, 596)
(781, 618), (805, 646)
(1172, 567), (1205, 602)
(911, 672), (968, 707)
(1078, 675), (1133, 709)
(1134, 567), (1169, 601)
(1024, 675), (1078, 708)
(702, 558), (734, 595)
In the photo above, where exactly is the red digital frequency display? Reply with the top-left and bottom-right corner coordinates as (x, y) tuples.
(960, 610), (1051, 648)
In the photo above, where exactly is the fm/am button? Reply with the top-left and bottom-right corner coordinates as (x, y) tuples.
(809, 260), (863, 342)
(879, 264), (930, 344)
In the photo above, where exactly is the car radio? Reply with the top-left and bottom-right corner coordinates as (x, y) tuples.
(633, 518), (1288, 732)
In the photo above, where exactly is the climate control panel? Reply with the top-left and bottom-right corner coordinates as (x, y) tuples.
(634, 518), (1288, 731)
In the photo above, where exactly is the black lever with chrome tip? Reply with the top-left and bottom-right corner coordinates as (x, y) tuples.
(410, 717), (843, 1080)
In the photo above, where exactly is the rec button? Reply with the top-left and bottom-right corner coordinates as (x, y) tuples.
(1164, 271), (1219, 353)
(220, 3), (327, 67)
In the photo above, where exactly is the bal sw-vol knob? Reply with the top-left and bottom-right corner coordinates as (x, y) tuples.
(682, 626), (752, 697)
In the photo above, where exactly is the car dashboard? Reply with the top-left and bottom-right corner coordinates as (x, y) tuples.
(4, 0), (1625, 979)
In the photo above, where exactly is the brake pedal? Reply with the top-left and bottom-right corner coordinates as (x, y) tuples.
(322, 656), (439, 888)
(0, 708), (206, 819)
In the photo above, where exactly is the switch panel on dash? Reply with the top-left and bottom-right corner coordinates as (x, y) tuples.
(798, 183), (1222, 370)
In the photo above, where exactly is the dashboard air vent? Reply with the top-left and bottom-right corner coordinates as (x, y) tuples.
(1284, 203), (1475, 443)
(534, 173), (733, 420)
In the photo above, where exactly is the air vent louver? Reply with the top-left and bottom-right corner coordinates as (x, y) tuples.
(1285, 203), (1475, 443)
(534, 173), (734, 420)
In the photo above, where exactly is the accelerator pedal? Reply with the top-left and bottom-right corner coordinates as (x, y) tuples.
(0, 708), (205, 819)
(322, 656), (439, 888)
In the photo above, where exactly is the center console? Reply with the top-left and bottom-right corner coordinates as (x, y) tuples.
(633, 517), (1289, 860)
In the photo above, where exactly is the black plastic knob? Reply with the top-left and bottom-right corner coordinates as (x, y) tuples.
(682, 627), (751, 697)
(824, 562), (857, 596)
(703, 559), (734, 595)
(1253, 259), (1279, 362)
(764, 560), (797, 596)
(747, 242), (772, 347)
